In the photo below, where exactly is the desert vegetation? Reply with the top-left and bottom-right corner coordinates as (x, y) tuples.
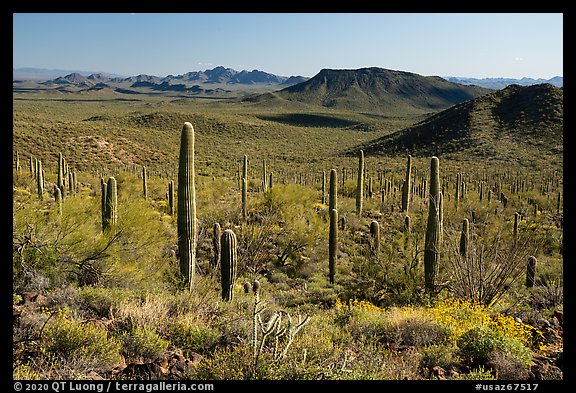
(13, 84), (563, 381)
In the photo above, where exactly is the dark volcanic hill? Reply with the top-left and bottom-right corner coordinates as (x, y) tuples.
(353, 83), (563, 167)
(243, 67), (491, 116)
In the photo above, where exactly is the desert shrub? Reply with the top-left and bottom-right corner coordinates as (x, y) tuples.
(13, 364), (43, 380)
(420, 344), (459, 371)
(41, 310), (122, 371)
(453, 365), (496, 380)
(165, 319), (220, 357)
(456, 326), (532, 367)
(121, 326), (169, 362)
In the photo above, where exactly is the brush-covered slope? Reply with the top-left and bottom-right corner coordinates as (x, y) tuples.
(243, 67), (491, 116)
(354, 83), (563, 167)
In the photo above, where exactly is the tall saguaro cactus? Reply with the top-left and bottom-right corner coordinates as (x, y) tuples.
(103, 176), (117, 231)
(356, 150), (364, 215)
(424, 156), (441, 296)
(459, 218), (469, 258)
(142, 166), (148, 200)
(369, 220), (380, 257)
(402, 155), (412, 213)
(329, 169), (337, 215)
(220, 229), (238, 301)
(329, 208), (338, 285)
(177, 122), (197, 289)
(36, 160), (44, 200)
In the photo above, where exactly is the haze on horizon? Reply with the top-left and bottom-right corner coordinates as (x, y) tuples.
(13, 13), (563, 80)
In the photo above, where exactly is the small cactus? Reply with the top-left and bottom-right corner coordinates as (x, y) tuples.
(220, 229), (238, 301)
(54, 185), (62, 215)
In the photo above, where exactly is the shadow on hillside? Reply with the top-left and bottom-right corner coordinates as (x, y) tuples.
(257, 113), (359, 128)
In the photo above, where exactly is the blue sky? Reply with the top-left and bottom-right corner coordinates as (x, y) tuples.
(13, 13), (563, 79)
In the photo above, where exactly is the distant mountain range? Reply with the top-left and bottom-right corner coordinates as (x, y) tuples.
(444, 76), (563, 89)
(13, 66), (310, 96)
(243, 67), (492, 116)
(352, 83), (563, 166)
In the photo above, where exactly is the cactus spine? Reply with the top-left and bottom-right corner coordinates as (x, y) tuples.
(402, 155), (412, 213)
(220, 229), (238, 301)
(177, 122), (197, 289)
(424, 156), (441, 296)
(525, 256), (537, 288)
(356, 150), (364, 215)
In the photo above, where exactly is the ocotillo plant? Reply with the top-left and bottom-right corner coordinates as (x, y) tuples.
(220, 229), (238, 301)
(177, 122), (197, 289)
(103, 176), (117, 231)
(402, 155), (412, 213)
(212, 223), (222, 270)
(459, 218), (469, 258)
(424, 156), (441, 296)
(369, 220), (380, 257)
(329, 208), (338, 285)
(525, 256), (537, 288)
(356, 150), (364, 215)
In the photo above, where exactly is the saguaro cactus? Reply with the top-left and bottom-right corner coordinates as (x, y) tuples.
(369, 220), (380, 256)
(103, 176), (117, 231)
(321, 170), (326, 205)
(36, 160), (44, 200)
(220, 229), (238, 301)
(402, 155), (412, 213)
(242, 177), (248, 221)
(168, 180), (174, 215)
(459, 218), (469, 258)
(57, 152), (65, 200)
(329, 208), (338, 285)
(177, 122), (197, 289)
(356, 150), (364, 215)
(142, 166), (148, 200)
(329, 169), (337, 215)
(54, 185), (62, 215)
(424, 156), (441, 296)
(525, 256), (537, 288)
